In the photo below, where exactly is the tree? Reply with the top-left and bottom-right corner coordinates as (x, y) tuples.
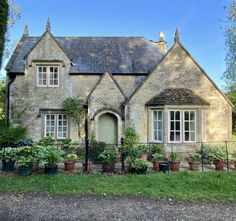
(0, 0), (20, 70)
(222, 1), (236, 90)
(0, 0), (9, 68)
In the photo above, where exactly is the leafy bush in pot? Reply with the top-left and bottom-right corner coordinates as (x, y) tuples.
(98, 147), (118, 165)
(188, 153), (201, 162)
(65, 153), (78, 162)
(152, 153), (165, 161)
(169, 152), (181, 162)
(38, 136), (54, 146)
(89, 141), (106, 163)
(0, 147), (18, 161)
(42, 146), (65, 167)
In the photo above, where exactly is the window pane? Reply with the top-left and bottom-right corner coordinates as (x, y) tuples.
(190, 111), (195, 120)
(185, 132), (189, 141)
(185, 122), (189, 131)
(158, 131), (162, 141)
(190, 122), (195, 131)
(176, 132), (180, 141)
(171, 122), (174, 130)
(154, 131), (157, 140)
(158, 121), (162, 130)
(170, 111), (174, 120)
(153, 121), (157, 130)
(185, 111), (189, 120)
(158, 111), (162, 120)
(153, 111), (157, 121)
(170, 132), (174, 141)
(176, 121), (180, 130)
(175, 111), (180, 120)
(191, 132), (195, 141)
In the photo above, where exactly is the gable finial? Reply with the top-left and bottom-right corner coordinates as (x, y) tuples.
(174, 27), (180, 43)
(46, 17), (51, 32)
(23, 25), (29, 37)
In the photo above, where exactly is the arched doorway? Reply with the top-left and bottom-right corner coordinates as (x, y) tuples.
(98, 113), (118, 144)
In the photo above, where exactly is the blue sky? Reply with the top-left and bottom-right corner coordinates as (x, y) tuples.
(1, 0), (231, 89)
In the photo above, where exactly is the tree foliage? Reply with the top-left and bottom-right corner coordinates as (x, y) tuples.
(0, 0), (9, 68)
(222, 1), (236, 90)
(62, 97), (85, 134)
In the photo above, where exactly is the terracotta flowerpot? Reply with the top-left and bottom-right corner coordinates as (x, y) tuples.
(170, 161), (180, 172)
(102, 164), (115, 173)
(189, 162), (200, 171)
(64, 161), (75, 171)
(213, 160), (224, 171)
(140, 153), (148, 160)
(152, 160), (160, 171)
(234, 160), (236, 169)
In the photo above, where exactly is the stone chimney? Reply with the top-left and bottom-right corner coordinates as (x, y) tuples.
(156, 32), (167, 53)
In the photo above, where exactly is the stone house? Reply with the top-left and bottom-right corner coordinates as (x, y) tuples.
(5, 20), (232, 150)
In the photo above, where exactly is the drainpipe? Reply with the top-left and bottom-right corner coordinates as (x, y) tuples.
(6, 74), (15, 127)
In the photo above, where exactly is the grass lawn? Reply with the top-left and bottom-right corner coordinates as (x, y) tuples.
(0, 171), (236, 201)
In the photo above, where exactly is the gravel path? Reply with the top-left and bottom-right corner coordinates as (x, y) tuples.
(0, 193), (235, 221)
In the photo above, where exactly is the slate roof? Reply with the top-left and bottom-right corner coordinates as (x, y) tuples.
(6, 36), (164, 74)
(145, 88), (210, 106)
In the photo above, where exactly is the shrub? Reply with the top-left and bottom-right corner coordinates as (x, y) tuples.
(89, 141), (106, 163)
(38, 136), (54, 146)
(64, 153), (78, 161)
(123, 126), (139, 147)
(169, 152), (181, 162)
(98, 147), (118, 165)
(42, 146), (65, 167)
(152, 153), (165, 161)
(0, 147), (18, 161)
(0, 126), (27, 146)
(150, 144), (164, 155)
(15, 138), (33, 147)
(188, 153), (201, 162)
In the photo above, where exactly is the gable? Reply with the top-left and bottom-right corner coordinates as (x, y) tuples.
(24, 32), (71, 67)
(128, 42), (232, 107)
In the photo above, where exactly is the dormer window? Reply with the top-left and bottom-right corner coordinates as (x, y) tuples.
(37, 66), (59, 87)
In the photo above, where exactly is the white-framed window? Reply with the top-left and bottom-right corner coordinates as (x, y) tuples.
(152, 110), (163, 142)
(168, 110), (196, 143)
(169, 110), (181, 142)
(44, 114), (68, 139)
(184, 111), (196, 142)
(37, 66), (59, 87)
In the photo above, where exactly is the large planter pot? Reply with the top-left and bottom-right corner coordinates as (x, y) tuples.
(130, 167), (148, 174)
(213, 160), (224, 171)
(44, 165), (58, 174)
(102, 164), (115, 173)
(189, 162), (200, 171)
(152, 160), (160, 171)
(64, 161), (75, 171)
(140, 153), (148, 161)
(18, 167), (32, 176)
(159, 162), (170, 173)
(170, 161), (180, 172)
(2, 160), (15, 172)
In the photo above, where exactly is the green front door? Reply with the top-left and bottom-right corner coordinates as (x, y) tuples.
(98, 113), (118, 144)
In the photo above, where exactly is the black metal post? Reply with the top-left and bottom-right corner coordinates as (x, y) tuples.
(121, 137), (125, 172)
(201, 142), (204, 172)
(225, 141), (229, 172)
(84, 103), (89, 173)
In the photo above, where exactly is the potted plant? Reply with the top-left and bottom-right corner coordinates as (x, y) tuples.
(98, 147), (118, 173)
(188, 153), (201, 171)
(64, 153), (78, 171)
(0, 147), (18, 171)
(138, 144), (149, 160)
(210, 148), (226, 170)
(42, 146), (65, 174)
(152, 153), (164, 171)
(126, 157), (151, 174)
(17, 155), (35, 176)
(169, 152), (181, 172)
